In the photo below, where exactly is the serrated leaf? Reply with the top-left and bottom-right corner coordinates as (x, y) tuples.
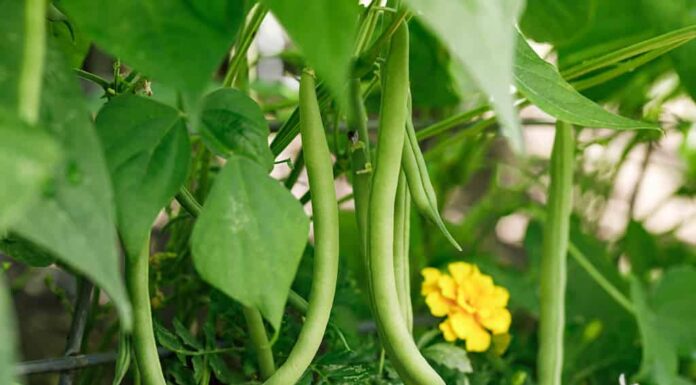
(514, 36), (660, 131)
(9, 44), (132, 330)
(60, 0), (244, 93)
(520, 0), (596, 45)
(191, 155), (309, 329)
(199, 88), (274, 170)
(154, 320), (185, 352)
(405, 0), (525, 151)
(261, 0), (358, 105)
(173, 318), (203, 350)
(423, 343), (473, 374)
(95, 95), (190, 258)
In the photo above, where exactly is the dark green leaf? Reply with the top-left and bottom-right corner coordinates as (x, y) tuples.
(520, 0), (596, 45)
(422, 343), (473, 374)
(514, 36), (660, 131)
(208, 354), (236, 384)
(154, 320), (185, 351)
(641, 0), (696, 100)
(95, 95), (190, 258)
(405, 0), (525, 150)
(622, 221), (658, 277)
(0, 233), (55, 267)
(60, 0), (244, 93)
(173, 318), (203, 350)
(199, 88), (274, 170)
(191, 155), (309, 329)
(261, 0), (358, 104)
(10, 44), (132, 329)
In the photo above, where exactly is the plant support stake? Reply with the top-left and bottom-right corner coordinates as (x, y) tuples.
(538, 121), (574, 385)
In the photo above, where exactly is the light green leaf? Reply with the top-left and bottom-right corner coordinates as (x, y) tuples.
(514, 36), (659, 130)
(60, 0), (244, 93)
(0, 114), (60, 229)
(261, 0), (358, 105)
(422, 343), (473, 374)
(191, 156), (309, 329)
(95, 95), (190, 258)
(405, 0), (524, 150)
(199, 88), (274, 170)
(520, 0), (596, 45)
(10, 45), (132, 330)
(0, 273), (16, 385)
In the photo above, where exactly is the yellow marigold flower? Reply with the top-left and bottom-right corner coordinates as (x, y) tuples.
(421, 262), (512, 353)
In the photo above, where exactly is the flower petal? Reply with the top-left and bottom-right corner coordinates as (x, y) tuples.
(425, 292), (451, 317)
(439, 319), (457, 342)
(438, 274), (457, 300)
(479, 308), (512, 334)
(421, 267), (442, 295)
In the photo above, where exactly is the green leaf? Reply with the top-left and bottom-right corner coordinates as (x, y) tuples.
(173, 318), (203, 350)
(199, 88), (274, 170)
(0, 273), (17, 385)
(650, 266), (696, 356)
(641, 0), (696, 101)
(514, 36), (660, 131)
(95, 95), (190, 258)
(422, 343), (473, 374)
(622, 220), (658, 277)
(0, 234), (55, 267)
(261, 0), (358, 105)
(154, 320), (185, 351)
(191, 155), (309, 329)
(405, 0), (525, 150)
(520, 0), (596, 45)
(0, 114), (60, 230)
(10, 45), (132, 330)
(60, 0), (244, 93)
(112, 333), (132, 385)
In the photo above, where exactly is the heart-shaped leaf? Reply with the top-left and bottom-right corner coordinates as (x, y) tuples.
(199, 88), (274, 170)
(192, 155), (309, 329)
(95, 95), (190, 258)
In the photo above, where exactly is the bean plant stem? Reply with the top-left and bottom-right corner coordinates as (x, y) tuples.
(127, 235), (167, 385)
(18, 0), (46, 124)
(242, 306), (275, 379)
(223, 3), (268, 87)
(263, 70), (339, 385)
(538, 121), (574, 385)
(58, 279), (94, 385)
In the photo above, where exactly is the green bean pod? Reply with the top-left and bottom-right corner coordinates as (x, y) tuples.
(538, 121), (574, 385)
(393, 172), (413, 332)
(367, 22), (445, 385)
(264, 69), (339, 385)
(402, 107), (462, 251)
(126, 235), (167, 385)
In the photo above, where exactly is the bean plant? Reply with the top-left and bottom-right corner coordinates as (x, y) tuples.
(1, 0), (696, 385)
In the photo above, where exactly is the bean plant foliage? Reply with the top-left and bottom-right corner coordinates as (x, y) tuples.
(0, 0), (695, 385)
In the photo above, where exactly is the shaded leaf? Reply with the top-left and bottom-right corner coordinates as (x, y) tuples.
(95, 95), (190, 258)
(520, 0), (596, 45)
(622, 220), (658, 277)
(650, 266), (696, 356)
(262, 0), (358, 105)
(199, 88), (274, 170)
(0, 273), (16, 385)
(514, 36), (659, 131)
(61, 0), (244, 93)
(10, 44), (132, 329)
(405, 0), (524, 150)
(112, 333), (131, 385)
(0, 234), (55, 267)
(191, 155), (309, 329)
(154, 320), (185, 351)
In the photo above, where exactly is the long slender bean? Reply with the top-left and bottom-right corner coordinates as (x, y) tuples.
(263, 70), (339, 385)
(538, 121), (575, 385)
(393, 172), (413, 332)
(126, 235), (167, 385)
(402, 104), (462, 251)
(367, 22), (445, 385)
